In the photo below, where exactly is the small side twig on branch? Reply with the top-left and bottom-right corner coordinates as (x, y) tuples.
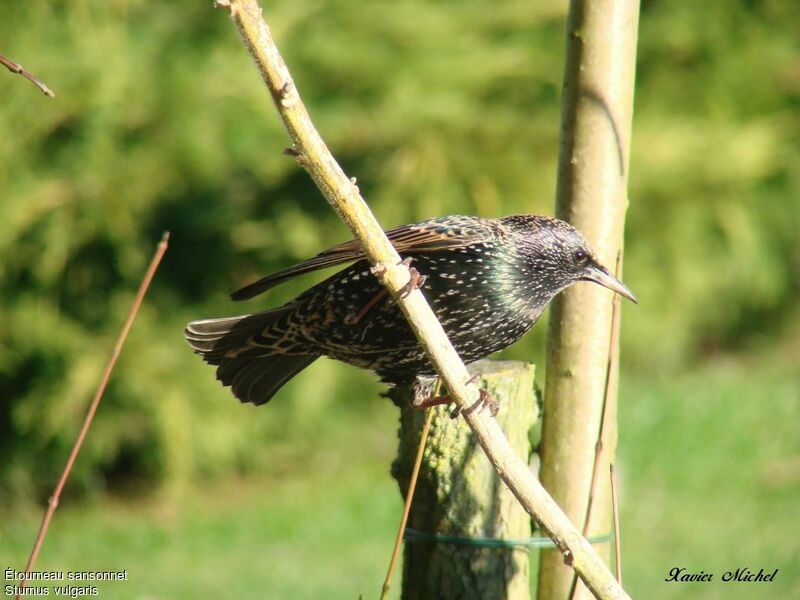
(218, 2), (631, 598)
(1, 52), (55, 97)
(16, 233), (169, 600)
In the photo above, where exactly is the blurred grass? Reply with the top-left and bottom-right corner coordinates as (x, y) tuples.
(2, 361), (798, 599)
(619, 359), (800, 599)
(1, 395), (404, 599)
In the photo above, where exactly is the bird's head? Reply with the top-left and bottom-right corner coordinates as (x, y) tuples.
(502, 215), (638, 304)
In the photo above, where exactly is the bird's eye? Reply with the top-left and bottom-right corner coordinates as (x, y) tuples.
(573, 249), (589, 265)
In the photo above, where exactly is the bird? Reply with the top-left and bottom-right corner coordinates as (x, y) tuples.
(184, 214), (637, 407)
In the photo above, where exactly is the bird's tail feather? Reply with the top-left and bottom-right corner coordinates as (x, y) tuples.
(184, 306), (294, 362)
(184, 309), (318, 406)
(216, 353), (318, 406)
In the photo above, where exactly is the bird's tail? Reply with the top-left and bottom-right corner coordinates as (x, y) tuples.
(184, 309), (318, 406)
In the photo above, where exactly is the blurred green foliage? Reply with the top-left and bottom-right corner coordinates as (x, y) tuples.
(1, 0), (798, 502)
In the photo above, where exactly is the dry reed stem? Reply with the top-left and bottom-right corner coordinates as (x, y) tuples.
(380, 379), (440, 600)
(16, 233), (169, 599)
(610, 464), (622, 583)
(567, 251), (624, 600)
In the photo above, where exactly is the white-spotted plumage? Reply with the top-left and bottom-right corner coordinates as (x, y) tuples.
(185, 214), (635, 405)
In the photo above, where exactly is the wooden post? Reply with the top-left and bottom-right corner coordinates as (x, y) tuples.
(390, 360), (537, 600)
(538, 1), (639, 599)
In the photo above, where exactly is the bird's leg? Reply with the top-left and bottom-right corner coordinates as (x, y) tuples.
(412, 374), (499, 419)
(411, 394), (453, 410)
(412, 394), (454, 409)
(409, 376), (452, 412)
(347, 259), (426, 326)
(344, 288), (389, 325)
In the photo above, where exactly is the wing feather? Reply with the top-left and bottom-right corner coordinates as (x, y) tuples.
(231, 217), (483, 301)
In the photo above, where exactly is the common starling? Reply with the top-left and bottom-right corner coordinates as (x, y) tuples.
(185, 214), (636, 406)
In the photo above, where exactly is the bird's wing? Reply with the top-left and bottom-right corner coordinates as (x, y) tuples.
(231, 219), (484, 301)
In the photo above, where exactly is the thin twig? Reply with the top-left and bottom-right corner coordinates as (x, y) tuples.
(1, 52), (55, 97)
(380, 380), (440, 600)
(610, 464), (621, 583)
(220, 2), (631, 598)
(16, 233), (169, 599)
(582, 250), (623, 535)
(567, 250), (624, 600)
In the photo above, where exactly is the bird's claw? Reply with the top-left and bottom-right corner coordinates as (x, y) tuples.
(481, 389), (500, 417)
(449, 387), (499, 419)
(398, 257), (426, 299)
(370, 257), (426, 299)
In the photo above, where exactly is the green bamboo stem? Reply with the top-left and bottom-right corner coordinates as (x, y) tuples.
(538, 1), (640, 599)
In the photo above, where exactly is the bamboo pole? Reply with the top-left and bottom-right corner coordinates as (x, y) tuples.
(537, 1), (640, 599)
(218, 2), (632, 598)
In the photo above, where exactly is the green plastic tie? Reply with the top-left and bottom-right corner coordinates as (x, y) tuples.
(403, 528), (612, 549)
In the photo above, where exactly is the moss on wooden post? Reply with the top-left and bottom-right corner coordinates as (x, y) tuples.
(390, 360), (537, 600)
